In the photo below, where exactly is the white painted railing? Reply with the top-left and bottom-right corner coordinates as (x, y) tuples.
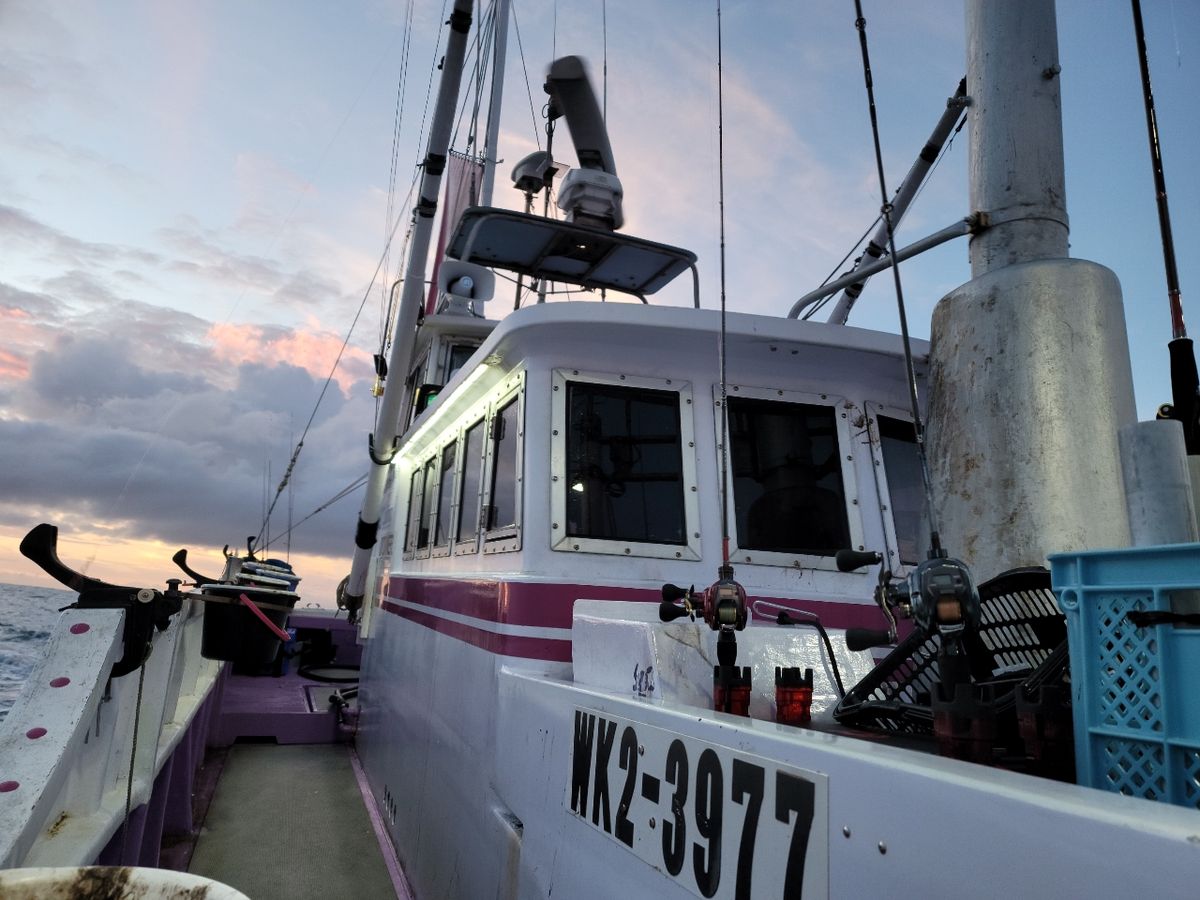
(0, 595), (221, 867)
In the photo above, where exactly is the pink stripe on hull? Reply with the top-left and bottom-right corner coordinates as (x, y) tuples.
(382, 600), (572, 662)
(385, 576), (653, 628)
(385, 576), (885, 631)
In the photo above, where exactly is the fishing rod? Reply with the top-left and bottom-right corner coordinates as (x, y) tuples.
(1131, 0), (1199, 452)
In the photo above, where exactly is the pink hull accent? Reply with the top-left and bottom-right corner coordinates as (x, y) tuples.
(383, 576), (884, 661)
(382, 600), (572, 662)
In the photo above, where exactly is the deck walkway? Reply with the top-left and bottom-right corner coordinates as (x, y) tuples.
(189, 743), (399, 900)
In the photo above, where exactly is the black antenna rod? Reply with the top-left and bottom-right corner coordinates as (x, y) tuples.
(1131, 0), (1198, 452)
(1131, 0), (1185, 340)
(853, 1), (943, 557)
(716, 0), (732, 569)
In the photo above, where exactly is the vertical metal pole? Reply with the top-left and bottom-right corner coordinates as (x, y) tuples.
(479, 0), (511, 207)
(967, 0), (1069, 275)
(342, 0), (476, 618)
(927, 0), (1136, 580)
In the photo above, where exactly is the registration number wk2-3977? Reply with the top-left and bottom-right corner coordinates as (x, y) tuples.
(566, 708), (829, 900)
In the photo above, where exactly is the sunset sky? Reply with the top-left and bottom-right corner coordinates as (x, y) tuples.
(2, 1), (1197, 604)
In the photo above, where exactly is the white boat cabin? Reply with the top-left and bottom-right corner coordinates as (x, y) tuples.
(366, 300), (930, 623)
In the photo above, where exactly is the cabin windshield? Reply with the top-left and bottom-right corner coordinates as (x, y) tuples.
(565, 382), (687, 545)
(728, 396), (850, 556)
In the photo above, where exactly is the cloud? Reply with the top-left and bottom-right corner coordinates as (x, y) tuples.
(207, 321), (374, 393)
(0, 204), (164, 270)
(15, 134), (146, 191)
(0, 364), (371, 562)
(0, 262), (374, 577)
(160, 222), (284, 295)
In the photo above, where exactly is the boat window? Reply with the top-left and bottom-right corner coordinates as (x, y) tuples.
(434, 441), (456, 546)
(404, 468), (423, 554)
(565, 382), (686, 545)
(457, 419), (486, 544)
(728, 396), (850, 555)
(416, 457), (437, 550)
(446, 343), (476, 382)
(878, 416), (925, 565)
(486, 399), (520, 533)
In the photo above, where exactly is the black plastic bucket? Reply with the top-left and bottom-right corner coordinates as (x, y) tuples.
(200, 584), (300, 673)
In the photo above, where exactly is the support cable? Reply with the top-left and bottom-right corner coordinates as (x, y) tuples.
(851, 1), (943, 556)
(510, 1), (543, 149)
(257, 184), (420, 546)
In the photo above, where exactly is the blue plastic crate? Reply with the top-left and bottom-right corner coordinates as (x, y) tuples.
(1050, 543), (1200, 808)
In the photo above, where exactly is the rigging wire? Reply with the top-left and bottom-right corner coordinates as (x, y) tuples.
(452, 1), (496, 152)
(602, 0), (608, 121)
(510, 1), (544, 150)
(715, 0), (732, 568)
(108, 27), (406, 536)
(851, 1), (943, 555)
(480, 0), (506, 167)
(269, 474), (369, 547)
(382, 0), (416, 341)
(465, 2), (496, 150)
(256, 178), (422, 546)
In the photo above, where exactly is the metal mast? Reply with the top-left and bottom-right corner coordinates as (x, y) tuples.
(479, 0), (511, 206)
(927, 0), (1136, 580)
(342, 0), (476, 619)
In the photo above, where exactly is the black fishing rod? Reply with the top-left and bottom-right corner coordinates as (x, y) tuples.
(1131, 0), (1199, 451)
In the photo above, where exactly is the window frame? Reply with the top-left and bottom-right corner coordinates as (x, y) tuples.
(481, 383), (525, 554)
(412, 455), (438, 560)
(715, 384), (864, 569)
(402, 464), (426, 560)
(452, 416), (488, 556)
(864, 401), (925, 572)
(551, 369), (701, 561)
(430, 435), (459, 559)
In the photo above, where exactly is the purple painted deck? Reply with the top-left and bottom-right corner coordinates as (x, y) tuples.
(213, 670), (346, 746)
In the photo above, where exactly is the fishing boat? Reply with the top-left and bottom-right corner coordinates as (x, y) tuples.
(4, 1), (1200, 898)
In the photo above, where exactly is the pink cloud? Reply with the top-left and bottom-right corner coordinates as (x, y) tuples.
(0, 305), (47, 383)
(0, 348), (29, 379)
(206, 321), (373, 392)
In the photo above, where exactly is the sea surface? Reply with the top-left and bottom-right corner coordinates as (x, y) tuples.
(0, 582), (73, 721)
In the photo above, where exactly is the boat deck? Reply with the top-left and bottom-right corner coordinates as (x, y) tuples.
(189, 739), (402, 899)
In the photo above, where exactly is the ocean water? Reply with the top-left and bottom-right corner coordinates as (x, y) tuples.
(0, 582), (74, 721)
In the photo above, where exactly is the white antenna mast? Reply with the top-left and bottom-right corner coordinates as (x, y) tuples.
(479, 0), (511, 206)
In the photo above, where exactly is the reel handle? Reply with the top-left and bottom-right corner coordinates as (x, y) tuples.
(836, 549), (884, 573)
(845, 627), (894, 651)
(661, 583), (692, 603)
(659, 601), (692, 623)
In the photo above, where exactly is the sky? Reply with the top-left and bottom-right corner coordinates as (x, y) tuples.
(1, 0), (1197, 604)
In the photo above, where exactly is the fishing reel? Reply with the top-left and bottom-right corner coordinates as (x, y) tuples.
(660, 566), (748, 636)
(661, 565), (750, 714)
(836, 548), (980, 651)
